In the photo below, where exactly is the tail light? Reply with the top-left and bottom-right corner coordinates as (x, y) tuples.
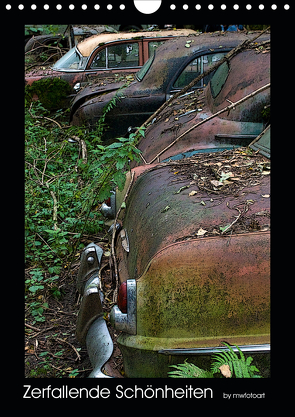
(100, 191), (116, 219)
(118, 282), (127, 313)
(110, 279), (137, 335)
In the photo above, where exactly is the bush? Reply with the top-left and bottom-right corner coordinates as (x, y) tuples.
(25, 78), (72, 110)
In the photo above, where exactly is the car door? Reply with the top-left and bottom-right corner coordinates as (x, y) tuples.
(105, 85), (166, 138)
(85, 39), (143, 74)
(166, 50), (229, 99)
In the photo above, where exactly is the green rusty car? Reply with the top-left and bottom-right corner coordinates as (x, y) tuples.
(75, 42), (270, 377)
(76, 128), (270, 378)
(109, 132), (270, 378)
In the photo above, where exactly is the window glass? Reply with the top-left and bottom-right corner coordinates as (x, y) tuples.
(173, 52), (226, 89)
(210, 61), (229, 98)
(136, 54), (154, 81)
(148, 40), (165, 57)
(203, 53), (225, 85)
(52, 47), (81, 70)
(90, 49), (106, 69)
(107, 42), (139, 68)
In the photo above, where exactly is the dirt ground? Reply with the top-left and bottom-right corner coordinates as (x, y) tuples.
(25, 234), (124, 379)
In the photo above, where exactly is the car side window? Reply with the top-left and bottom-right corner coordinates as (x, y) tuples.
(148, 40), (165, 57)
(107, 42), (139, 68)
(90, 49), (106, 69)
(173, 52), (226, 89)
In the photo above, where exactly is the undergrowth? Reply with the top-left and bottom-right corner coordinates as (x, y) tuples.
(25, 97), (143, 323)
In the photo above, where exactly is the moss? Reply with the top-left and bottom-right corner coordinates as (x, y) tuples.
(25, 78), (72, 110)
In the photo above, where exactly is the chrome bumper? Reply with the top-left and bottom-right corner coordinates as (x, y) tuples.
(76, 243), (113, 378)
(86, 316), (113, 378)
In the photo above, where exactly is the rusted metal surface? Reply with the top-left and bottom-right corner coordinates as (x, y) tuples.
(113, 146), (270, 377)
(117, 161), (270, 281)
(136, 232), (269, 339)
(137, 48), (270, 164)
(70, 32), (269, 138)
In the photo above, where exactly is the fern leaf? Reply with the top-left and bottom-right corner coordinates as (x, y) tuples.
(168, 362), (214, 378)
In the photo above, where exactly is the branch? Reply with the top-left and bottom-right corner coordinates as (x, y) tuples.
(55, 337), (81, 361)
(148, 82), (270, 164)
(28, 110), (63, 129)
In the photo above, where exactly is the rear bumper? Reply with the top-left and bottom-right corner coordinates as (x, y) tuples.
(117, 333), (270, 378)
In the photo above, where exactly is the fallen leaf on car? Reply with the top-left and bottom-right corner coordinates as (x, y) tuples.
(174, 185), (190, 194)
(197, 227), (207, 236)
(120, 229), (129, 252)
(189, 190), (198, 196)
(219, 364), (231, 378)
(161, 205), (171, 213)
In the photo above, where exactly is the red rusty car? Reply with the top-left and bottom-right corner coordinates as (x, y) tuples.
(75, 40), (270, 378)
(25, 29), (195, 91)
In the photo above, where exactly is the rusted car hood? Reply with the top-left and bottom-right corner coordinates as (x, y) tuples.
(25, 67), (63, 85)
(117, 149), (270, 282)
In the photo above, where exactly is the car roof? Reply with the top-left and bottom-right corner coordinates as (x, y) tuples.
(77, 29), (196, 57)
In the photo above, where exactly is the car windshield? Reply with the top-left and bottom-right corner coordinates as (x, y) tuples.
(136, 54), (154, 82)
(52, 47), (82, 71)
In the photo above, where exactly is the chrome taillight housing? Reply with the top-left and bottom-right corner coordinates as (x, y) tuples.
(110, 279), (136, 335)
(100, 191), (116, 219)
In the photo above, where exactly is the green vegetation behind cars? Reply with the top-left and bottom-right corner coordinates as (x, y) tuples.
(25, 98), (141, 324)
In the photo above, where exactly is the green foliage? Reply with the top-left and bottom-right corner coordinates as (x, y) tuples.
(25, 78), (72, 111)
(168, 361), (214, 378)
(211, 343), (261, 378)
(168, 343), (262, 378)
(25, 97), (142, 321)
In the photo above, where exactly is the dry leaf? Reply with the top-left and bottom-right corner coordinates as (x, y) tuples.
(189, 190), (198, 196)
(211, 180), (223, 187)
(197, 227), (207, 236)
(120, 229), (129, 252)
(219, 364), (231, 378)
(261, 194), (270, 198)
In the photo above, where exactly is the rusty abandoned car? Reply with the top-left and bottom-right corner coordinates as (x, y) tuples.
(25, 29), (195, 91)
(70, 32), (270, 142)
(75, 38), (270, 377)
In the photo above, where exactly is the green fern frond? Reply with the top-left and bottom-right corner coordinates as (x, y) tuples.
(168, 361), (214, 378)
(211, 343), (261, 378)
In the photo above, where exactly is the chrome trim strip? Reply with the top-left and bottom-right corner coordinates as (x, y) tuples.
(158, 344), (270, 356)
